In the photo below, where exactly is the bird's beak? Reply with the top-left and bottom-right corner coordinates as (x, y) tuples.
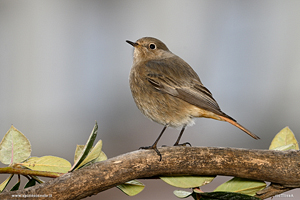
(126, 40), (138, 47)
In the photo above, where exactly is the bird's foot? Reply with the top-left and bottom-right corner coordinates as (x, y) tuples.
(173, 142), (192, 147)
(139, 145), (162, 161)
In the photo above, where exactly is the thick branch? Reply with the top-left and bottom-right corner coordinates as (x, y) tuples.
(1, 147), (299, 200)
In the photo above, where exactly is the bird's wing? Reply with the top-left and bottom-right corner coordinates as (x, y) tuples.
(144, 58), (235, 121)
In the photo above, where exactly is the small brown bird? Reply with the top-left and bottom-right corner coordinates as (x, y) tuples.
(126, 37), (259, 159)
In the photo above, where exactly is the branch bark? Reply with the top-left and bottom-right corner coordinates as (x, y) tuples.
(1, 147), (299, 200)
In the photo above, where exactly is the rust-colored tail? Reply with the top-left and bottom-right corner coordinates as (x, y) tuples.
(219, 115), (260, 140)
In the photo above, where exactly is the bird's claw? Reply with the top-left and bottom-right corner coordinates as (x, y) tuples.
(174, 142), (192, 147)
(139, 145), (162, 161)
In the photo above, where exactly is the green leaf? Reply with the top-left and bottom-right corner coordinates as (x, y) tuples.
(30, 176), (44, 184)
(0, 125), (31, 164)
(173, 190), (193, 198)
(69, 122), (98, 172)
(75, 140), (102, 170)
(214, 177), (266, 196)
(160, 176), (215, 188)
(269, 127), (299, 150)
(117, 180), (145, 196)
(10, 180), (20, 191)
(0, 174), (14, 192)
(199, 191), (260, 199)
(24, 179), (36, 188)
(21, 156), (71, 173)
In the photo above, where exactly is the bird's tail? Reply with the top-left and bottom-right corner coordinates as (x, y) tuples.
(219, 115), (260, 140)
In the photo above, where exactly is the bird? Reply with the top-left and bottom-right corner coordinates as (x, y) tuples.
(126, 37), (259, 159)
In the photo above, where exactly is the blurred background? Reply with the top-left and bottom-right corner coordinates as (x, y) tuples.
(1, 0), (300, 199)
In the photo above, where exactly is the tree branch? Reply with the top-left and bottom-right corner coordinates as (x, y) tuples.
(256, 183), (294, 199)
(1, 147), (299, 200)
(0, 166), (63, 178)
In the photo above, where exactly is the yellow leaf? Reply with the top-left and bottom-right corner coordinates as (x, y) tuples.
(22, 156), (71, 173)
(269, 127), (299, 150)
(0, 174), (14, 192)
(117, 180), (145, 196)
(74, 140), (107, 169)
(74, 145), (85, 163)
(0, 125), (31, 164)
(75, 140), (102, 169)
(160, 176), (215, 188)
(95, 151), (107, 162)
(214, 177), (266, 196)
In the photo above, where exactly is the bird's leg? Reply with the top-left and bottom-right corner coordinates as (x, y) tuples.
(139, 125), (167, 161)
(174, 125), (191, 146)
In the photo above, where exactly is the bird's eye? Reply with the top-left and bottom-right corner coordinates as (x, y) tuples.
(149, 43), (156, 49)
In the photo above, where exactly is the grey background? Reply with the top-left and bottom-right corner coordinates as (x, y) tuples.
(0, 0), (299, 199)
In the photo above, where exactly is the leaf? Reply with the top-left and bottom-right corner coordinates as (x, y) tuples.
(10, 180), (20, 191)
(269, 127), (299, 150)
(30, 176), (44, 184)
(95, 150), (107, 162)
(73, 141), (107, 169)
(74, 142), (107, 169)
(75, 140), (102, 170)
(160, 176), (215, 188)
(214, 177), (266, 196)
(0, 125), (31, 164)
(193, 187), (203, 193)
(0, 174), (14, 192)
(24, 179), (36, 188)
(117, 180), (145, 196)
(69, 122), (98, 172)
(199, 191), (260, 199)
(173, 190), (193, 198)
(272, 143), (297, 151)
(74, 145), (85, 163)
(21, 156), (71, 173)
